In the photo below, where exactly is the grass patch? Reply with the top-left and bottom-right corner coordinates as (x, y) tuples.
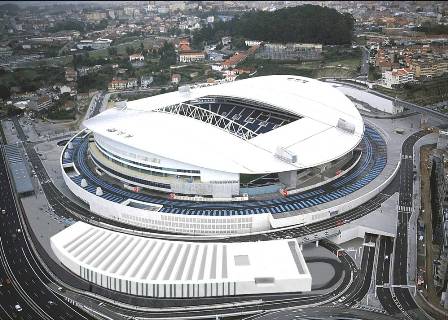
(374, 75), (448, 106)
(241, 46), (361, 79)
(47, 108), (76, 120)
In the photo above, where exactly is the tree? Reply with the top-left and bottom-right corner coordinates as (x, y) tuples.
(192, 5), (355, 47)
(158, 41), (177, 68)
(108, 47), (117, 56)
(126, 46), (134, 55)
(0, 85), (10, 100)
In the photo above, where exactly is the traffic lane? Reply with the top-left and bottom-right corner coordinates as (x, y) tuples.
(343, 234), (377, 305)
(0, 151), (92, 320)
(0, 260), (45, 320)
(377, 287), (401, 315)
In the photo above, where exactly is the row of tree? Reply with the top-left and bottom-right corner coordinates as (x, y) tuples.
(193, 5), (355, 48)
(414, 22), (448, 35)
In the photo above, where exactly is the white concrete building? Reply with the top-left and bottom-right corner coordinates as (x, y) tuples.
(382, 68), (414, 88)
(129, 53), (144, 62)
(51, 222), (312, 297)
(179, 51), (206, 63)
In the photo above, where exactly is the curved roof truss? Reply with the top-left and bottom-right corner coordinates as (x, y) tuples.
(153, 102), (258, 140)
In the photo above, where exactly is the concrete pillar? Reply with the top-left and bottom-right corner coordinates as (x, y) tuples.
(96, 187), (103, 196)
(278, 170), (297, 188)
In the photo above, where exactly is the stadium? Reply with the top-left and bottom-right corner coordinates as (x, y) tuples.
(60, 75), (391, 236)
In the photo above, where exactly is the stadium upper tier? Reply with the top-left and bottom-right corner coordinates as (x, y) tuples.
(83, 75), (364, 175)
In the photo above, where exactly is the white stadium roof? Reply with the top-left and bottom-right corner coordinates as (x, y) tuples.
(84, 75), (363, 174)
(51, 222), (312, 297)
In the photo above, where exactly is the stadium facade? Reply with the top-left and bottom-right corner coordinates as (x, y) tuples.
(60, 75), (390, 236)
(84, 75), (363, 198)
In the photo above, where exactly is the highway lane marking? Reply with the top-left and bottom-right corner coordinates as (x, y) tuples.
(21, 248), (90, 320)
(0, 298), (14, 320)
(0, 237), (52, 320)
(1, 146), (89, 320)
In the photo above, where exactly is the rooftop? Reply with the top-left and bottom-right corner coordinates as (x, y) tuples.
(51, 222), (311, 289)
(84, 75), (364, 174)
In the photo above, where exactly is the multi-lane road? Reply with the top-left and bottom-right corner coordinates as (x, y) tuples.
(375, 130), (430, 319)
(0, 146), (95, 320)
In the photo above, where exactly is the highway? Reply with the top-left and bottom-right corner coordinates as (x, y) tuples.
(341, 233), (378, 307)
(0, 147), (95, 320)
(375, 130), (430, 319)
(244, 306), (394, 320)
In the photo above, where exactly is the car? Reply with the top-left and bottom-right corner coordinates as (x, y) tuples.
(15, 304), (22, 312)
(57, 286), (65, 292)
(48, 300), (56, 306)
(1, 209), (5, 215)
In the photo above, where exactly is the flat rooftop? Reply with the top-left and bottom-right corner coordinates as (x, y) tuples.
(4, 144), (34, 195)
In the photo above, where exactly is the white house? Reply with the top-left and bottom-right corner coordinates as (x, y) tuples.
(382, 68), (414, 88)
(140, 76), (154, 88)
(129, 53), (144, 62)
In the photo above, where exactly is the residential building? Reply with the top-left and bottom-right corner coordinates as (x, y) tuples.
(171, 74), (181, 84)
(382, 68), (414, 88)
(222, 52), (247, 70)
(245, 40), (262, 47)
(65, 68), (77, 82)
(0, 46), (13, 56)
(127, 78), (138, 89)
(412, 60), (448, 79)
(108, 79), (127, 91)
(84, 11), (107, 22)
(221, 36), (232, 46)
(129, 53), (145, 62)
(76, 39), (112, 50)
(179, 51), (206, 63)
(141, 76), (154, 88)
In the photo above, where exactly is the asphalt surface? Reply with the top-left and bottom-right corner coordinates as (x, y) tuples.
(375, 130), (431, 319)
(0, 147), (95, 320)
(241, 234), (383, 320)
(243, 306), (395, 320)
(359, 46), (369, 80)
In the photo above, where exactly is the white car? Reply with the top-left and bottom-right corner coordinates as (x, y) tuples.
(15, 304), (22, 312)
